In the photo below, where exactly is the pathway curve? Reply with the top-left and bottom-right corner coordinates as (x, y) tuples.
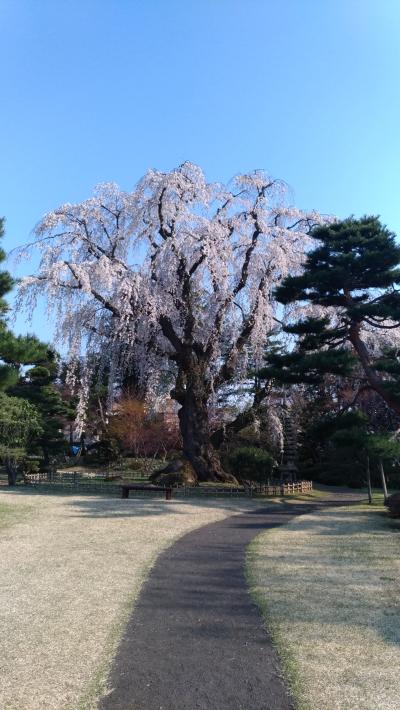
(99, 494), (362, 710)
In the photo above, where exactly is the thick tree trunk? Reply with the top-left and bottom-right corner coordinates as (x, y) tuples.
(6, 460), (18, 486)
(172, 364), (237, 483)
(178, 391), (237, 483)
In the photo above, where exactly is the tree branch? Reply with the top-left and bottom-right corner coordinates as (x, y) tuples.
(64, 262), (121, 317)
(159, 315), (183, 354)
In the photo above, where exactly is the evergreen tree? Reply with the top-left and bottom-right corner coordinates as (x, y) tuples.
(0, 218), (70, 482)
(0, 392), (43, 485)
(0, 219), (49, 388)
(8, 350), (73, 465)
(265, 217), (400, 415)
(299, 408), (400, 491)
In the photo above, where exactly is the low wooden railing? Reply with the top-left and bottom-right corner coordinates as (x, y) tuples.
(253, 480), (313, 496)
(23, 472), (313, 498)
(282, 480), (313, 494)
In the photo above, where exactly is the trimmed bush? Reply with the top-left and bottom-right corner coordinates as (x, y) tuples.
(228, 446), (274, 484)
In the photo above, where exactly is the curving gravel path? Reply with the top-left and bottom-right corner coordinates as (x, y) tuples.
(99, 495), (363, 710)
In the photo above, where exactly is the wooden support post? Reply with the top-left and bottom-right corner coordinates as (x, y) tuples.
(379, 458), (388, 503)
(366, 456), (372, 505)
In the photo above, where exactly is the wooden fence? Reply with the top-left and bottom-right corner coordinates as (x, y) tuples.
(175, 482), (312, 497)
(23, 472), (313, 498)
(259, 480), (313, 496)
(25, 471), (122, 484)
(23, 471), (122, 494)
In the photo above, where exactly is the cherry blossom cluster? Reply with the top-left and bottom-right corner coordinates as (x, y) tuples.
(16, 163), (332, 426)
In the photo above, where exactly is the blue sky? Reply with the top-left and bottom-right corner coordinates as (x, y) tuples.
(1, 0), (400, 341)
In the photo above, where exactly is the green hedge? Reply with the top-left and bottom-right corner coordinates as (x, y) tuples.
(228, 446), (274, 483)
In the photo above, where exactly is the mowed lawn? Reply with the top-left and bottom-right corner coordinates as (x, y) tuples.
(0, 490), (254, 710)
(248, 506), (400, 710)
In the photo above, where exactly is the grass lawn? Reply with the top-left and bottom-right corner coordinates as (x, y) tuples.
(0, 489), (255, 710)
(0, 499), (34, 529)
(247, 505), (400, 710)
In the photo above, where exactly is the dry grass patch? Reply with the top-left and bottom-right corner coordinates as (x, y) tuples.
(0, 498), (34, 530)
(0, 490), (255, 710)
(248, 507), (400, 710)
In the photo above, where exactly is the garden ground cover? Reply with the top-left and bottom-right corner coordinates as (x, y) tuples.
(0, 499), (34, 530)
(248, 506), (400, 710)
(0, 489), (255, 710)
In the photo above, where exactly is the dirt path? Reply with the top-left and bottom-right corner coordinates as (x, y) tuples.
(99, 495), (363, 710)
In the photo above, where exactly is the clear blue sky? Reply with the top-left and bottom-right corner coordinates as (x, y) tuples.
(1, 0), (400, 340)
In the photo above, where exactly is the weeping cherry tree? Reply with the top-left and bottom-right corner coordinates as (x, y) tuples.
(16, 163), (329, 482)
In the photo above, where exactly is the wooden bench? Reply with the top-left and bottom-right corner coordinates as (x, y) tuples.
(121, 484), (173, 500)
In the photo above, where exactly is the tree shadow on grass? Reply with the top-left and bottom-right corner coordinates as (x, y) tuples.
(251, 507), (400, 648)
(66, 496), (347, 521)
(66, 495), (263, 518)
(0, 485), (279, 520)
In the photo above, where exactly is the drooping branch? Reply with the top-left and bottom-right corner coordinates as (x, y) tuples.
(157, 187), (172, 240)
(233, 224), (261, 297)
(15, 164), (330, 466)
(64, 262), (121, 317)
(214, 272), (269, 388)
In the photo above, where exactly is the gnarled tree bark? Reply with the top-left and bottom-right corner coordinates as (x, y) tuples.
(171, 364), (237, 483)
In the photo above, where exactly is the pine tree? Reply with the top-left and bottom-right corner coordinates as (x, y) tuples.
(8, 351), (73, 465)
(0, 218), (50, 386)
(266, 216), (400, 414)
(0, 218), (68, 482)
(299, 409), (400, 491)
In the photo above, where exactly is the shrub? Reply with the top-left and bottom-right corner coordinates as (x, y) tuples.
(228, 446), (274, 484)
(107, 396), (181, 458)
(85, 439), (120, 465)
(123, 458), (144, 472)
(386, 492), (400, 517)
(21, 456), (41, 475)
